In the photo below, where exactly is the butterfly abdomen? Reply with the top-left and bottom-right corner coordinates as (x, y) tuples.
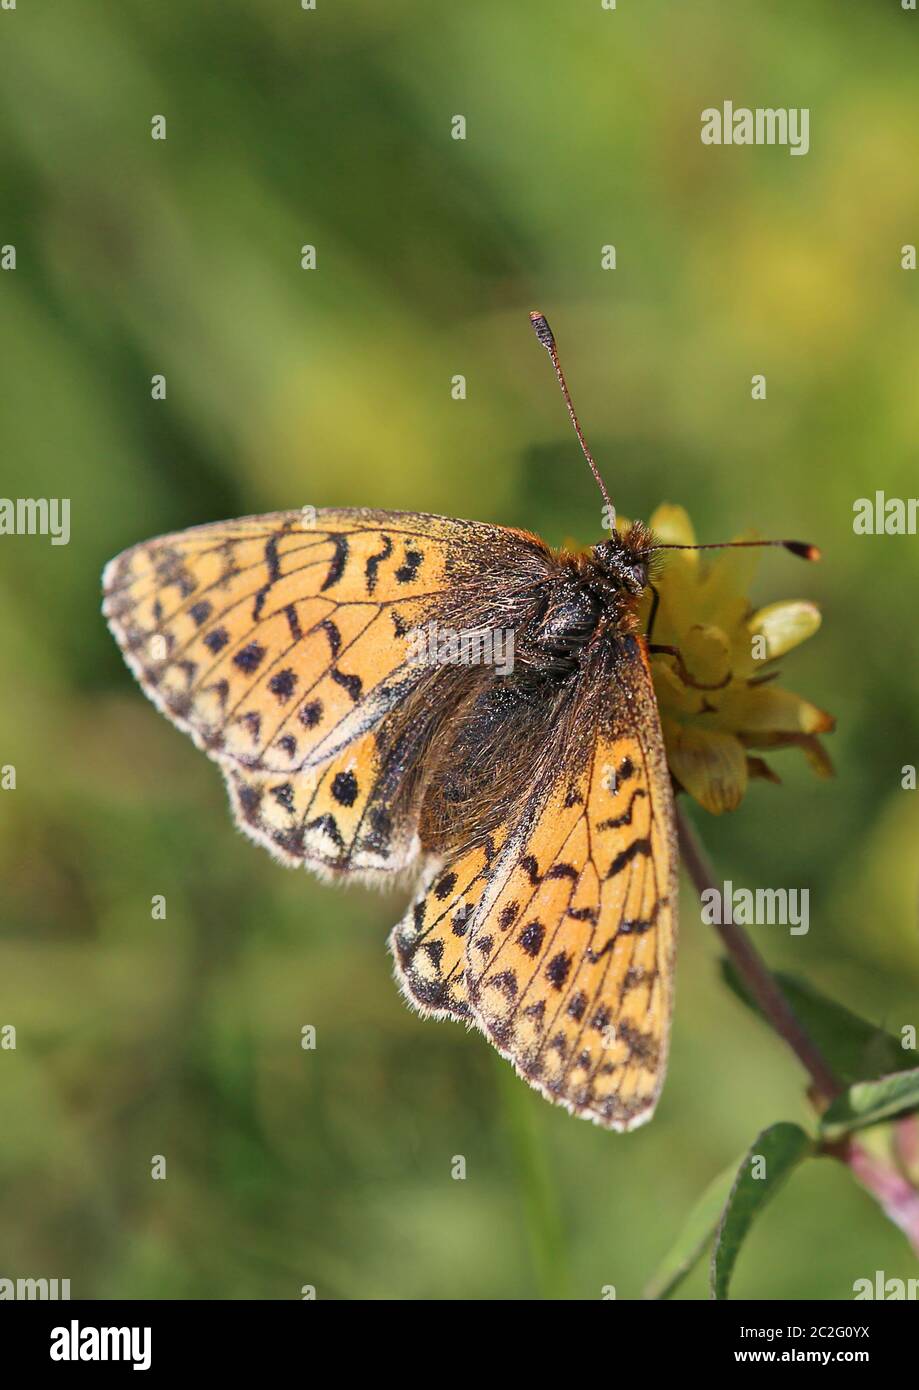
(417, 674), (572, 856)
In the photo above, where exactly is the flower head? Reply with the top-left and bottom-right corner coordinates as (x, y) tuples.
(634, 504), (835, 814)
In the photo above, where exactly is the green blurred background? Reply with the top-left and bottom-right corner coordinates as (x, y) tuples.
(1, 1), (918, 1300)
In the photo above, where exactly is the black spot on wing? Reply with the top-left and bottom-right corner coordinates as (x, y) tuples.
(304, 813), (345, 850)
(321, 535), (348, 592)
(273, 825), (305, 858)
(331, 667), (362, 701)
(489, 969), (518, 999)
(205, 678), (230, 707)
(607, 837), (652, 879)
(546, 862), (578, 881)
(331, 771), (358, 806)
(597, 789), (648, 831)
(269, 669), (298, 702)
(253, 536), (282, 621)
(619, 904), (662, 935)
(545, 951), (572, 990)
(234, 779), (262, 822)
(518, 921), (545, 957)
(585, 900), (663, 963)
(618, 1021), (660, 1069)
(234, 642), (266, 674)
(285, 604), (303, 642)
(423, 939), (444, 969)
(567, 991), (588, 1021)
(365, 536), (393, 595)
(395, 547), (423, 583)
(624, 965), (650, 991)
(452, 903), (474, 936)
(299, 699), (322, 728)
(238, 711), (261, 743)
(519, 854), (541, 886)
(434, 872), (458, 900)
(271, 782), (295, 811)
(319, 619), (341, 658)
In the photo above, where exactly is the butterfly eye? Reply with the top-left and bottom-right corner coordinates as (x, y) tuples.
(593, 541), (648, 595)
(624, 559), (649, 595)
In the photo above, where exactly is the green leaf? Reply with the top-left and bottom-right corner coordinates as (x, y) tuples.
(721, 963), (919, 1084)
(820, 1067), (919, 1138)
(711, 1122), (813, 1300)
(644, 1161), (737, 1299)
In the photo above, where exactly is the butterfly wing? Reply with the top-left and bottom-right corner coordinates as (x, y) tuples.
(103, 508), (547, 876)
(106, 506), (679, 1127)
(391, 635), (678, 1130)
(391, 836), (505, 1024)
(221, 729), (412, 874)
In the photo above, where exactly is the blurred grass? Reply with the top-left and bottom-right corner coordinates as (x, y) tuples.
(1, 0), (918, 1299)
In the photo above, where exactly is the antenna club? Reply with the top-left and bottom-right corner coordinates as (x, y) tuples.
(529, 311), (555, 351)
(528, 310), (615, 514)
(786, 541), (822, 562)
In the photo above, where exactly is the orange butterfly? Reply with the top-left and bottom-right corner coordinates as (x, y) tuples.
(103, 314), (810, 1130)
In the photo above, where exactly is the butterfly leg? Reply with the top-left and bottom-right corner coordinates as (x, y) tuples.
(645, 582), (661, 641)
(647, 643), (732, 691)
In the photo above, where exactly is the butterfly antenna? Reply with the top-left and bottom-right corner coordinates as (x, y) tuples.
(529, 311), (615, 516)
(529, 312), (819, 562)
(654, 538), (821, 561)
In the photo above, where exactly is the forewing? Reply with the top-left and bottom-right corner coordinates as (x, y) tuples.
(103, 507), (543, 876)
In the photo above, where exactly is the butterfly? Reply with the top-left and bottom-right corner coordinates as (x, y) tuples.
(102, 313), (812, 1131)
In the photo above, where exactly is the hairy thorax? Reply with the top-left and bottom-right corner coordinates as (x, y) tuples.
(395, 526), (655, 857)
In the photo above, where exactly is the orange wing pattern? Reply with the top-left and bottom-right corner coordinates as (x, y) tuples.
(103, 508), (532, 876)
(222, 729), (413, 874)
(391, 835), (505, 1025)
(106, 509), (679, 1129)
(392, 638), (678, 1131)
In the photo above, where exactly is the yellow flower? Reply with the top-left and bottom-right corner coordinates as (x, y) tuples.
(637, 504), (835, 815)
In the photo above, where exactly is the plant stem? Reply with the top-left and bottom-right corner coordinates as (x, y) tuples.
(676, 806), (842, 1102)
(678, 806), (919, 1257)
